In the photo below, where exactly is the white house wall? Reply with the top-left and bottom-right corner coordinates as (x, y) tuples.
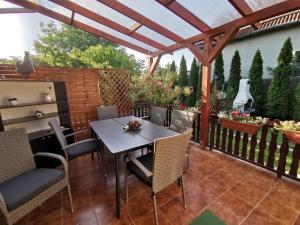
(218, 25), (300, 80)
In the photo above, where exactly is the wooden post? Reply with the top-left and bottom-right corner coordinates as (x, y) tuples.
(199, 63), (211, 147)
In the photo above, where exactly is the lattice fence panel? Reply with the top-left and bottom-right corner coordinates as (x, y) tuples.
(99, 69), (132, 116)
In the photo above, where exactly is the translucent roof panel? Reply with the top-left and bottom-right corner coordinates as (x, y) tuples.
(0, 1), (21, 8)
(32, 0), (72, 17)
(74, 14), (158, 52)
(177, 0), (242, 28)
(244, 0), (287, 11)
(117, 0), (200, 39)
(70, 0), (137, 29)
(136, 26), (176, 47)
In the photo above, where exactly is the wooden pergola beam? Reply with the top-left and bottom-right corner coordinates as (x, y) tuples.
(152, 0), (300, 57)
(156, 0), (211, 32)
(228, 0), (260, 29)
(49, 0), (166, 50)
(186, 44), (204, 63)
(0, 7), (34, 14)
(5, 0), (153, 55)
(148, 56), (161, 75)
(98, 0), (184, 43)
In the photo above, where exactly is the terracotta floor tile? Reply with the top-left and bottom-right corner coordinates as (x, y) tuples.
(134, 210), (171, 225)
(242, 208), (284, 225)
(160, 196), (195, 225)
(205, 202), (242, 225)
(123, 191), (153, 221)
(195, 178), (227, 200)
(230, 180), (268, 205)
(257, 190), (299, 224)
(208, 170), (239, 190)
(294, 214), (300, 225)
(215, 191), (254, 219)
(96, 207), (132, 225)
(184, 184), (213, 214)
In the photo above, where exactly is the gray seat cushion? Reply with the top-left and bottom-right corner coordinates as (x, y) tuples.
(67, 139), (98, 160)
(127, 153), (153, 186)
(0, 168), (65, 211)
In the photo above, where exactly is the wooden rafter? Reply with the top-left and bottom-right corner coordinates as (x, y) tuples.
(98, 0), (184, 42)
(49, 0), (166, 50)
(0, 7), (34, 14)
(148, 56), (161, 75)
(152, 0), (300, 57)
(228, 0), (260, 29)
(156, 0), (211, 32)
(186, 44), (203, 63)
(5, 0), (153, 55)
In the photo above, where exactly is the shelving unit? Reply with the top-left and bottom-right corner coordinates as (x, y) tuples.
(3, 112), (59, 125)
(0, 101), (57, 109)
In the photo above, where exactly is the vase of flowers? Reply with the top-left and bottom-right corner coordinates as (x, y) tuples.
(217, 111), (268, 135)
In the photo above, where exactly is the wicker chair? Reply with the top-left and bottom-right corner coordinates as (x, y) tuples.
(48, 118), (106, 176)
(169, 110), (195, 169)
(0, 129), (73, 225)
(150, 106), (167, 126)
(97, 106), (119, 120)
(123, 129), (192, 225)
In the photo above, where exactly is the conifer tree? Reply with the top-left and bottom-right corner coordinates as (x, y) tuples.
(293, 82), (300, 120)
(187, 57), (199, 107)
(178, 56), (188, 87)
(170, 60), (177, 73)
(226, 50), (241, 100)
(213, 53), (224, 91)
(196, 65), (202, 107)
(249, 50), (264, 115)
(267, 37), (293, 119)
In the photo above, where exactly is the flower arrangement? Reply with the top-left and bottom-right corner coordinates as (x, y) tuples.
(273, 120), (300, 144)
(217, 111), (267, 125)
(123, 120), (141, 131)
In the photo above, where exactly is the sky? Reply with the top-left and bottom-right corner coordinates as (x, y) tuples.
(0, 1), (194, 69)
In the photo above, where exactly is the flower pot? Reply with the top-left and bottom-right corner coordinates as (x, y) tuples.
(283, 130), (300, 144)
(219, 118), (262, 135)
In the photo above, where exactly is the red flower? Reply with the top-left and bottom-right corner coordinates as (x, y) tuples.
(241, 113), (250, 118)
(231, 111), (240, 116)
(179, 103), (186, 110)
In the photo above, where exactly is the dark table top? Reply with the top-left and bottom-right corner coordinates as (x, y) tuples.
(89, 116), (178, 154)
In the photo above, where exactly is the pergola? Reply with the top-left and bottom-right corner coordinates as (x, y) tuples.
(3, 0), (300, 146)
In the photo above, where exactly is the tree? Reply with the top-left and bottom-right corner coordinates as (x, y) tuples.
(33, 22), (145, 75)
(267, 37), (293, 119)
(178, 55), (188, 87)
(249, 50), (264, 115)
(196, 65), (202, 107)
(292, 51), (300, 76)
(213, 53), (224, 91)
(226, 50), (241, 100)
(187, 57), (199, 107)
(170, 60), (177, 73)
(293, 82), (300, 120)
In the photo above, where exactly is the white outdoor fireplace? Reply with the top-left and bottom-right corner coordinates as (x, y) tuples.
(233, 79), (254, 113)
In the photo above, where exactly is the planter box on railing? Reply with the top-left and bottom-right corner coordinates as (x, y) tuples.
(219, 118), (263, 135)
(283, 130), (300, 144)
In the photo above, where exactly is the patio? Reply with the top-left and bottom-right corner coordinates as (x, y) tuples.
(13, 144), (300, 225)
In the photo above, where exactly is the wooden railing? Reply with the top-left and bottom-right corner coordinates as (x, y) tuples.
(209, 115), (300, 182)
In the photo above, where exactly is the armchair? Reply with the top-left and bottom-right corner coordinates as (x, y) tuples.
(0, 129), (73, 225)
(48, 118), (106, 177)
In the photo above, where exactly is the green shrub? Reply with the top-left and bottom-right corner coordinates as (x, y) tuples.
(226, 50), (241, 100)
(267, 37), (293, 119)
(249, 50), (264, 115)
(214, 53), (224, 91)
(293, 82), (300, 120)
(187, 57), (199, 107)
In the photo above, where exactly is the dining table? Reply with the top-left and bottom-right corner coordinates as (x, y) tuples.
(89, 116), (178, 218)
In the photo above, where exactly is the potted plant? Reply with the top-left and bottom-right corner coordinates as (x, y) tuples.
(274, 121), (300, 144)
(217, 111), (268, 135)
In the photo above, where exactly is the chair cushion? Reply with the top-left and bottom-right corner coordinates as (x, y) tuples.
(0, 168), (65, 211)
(67, 139), (97, 160)
(127, 153), (153, 186)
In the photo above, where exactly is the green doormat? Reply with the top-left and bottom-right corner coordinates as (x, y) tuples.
(190, 210), (226, 225)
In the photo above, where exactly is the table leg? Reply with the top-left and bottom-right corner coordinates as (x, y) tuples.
(115, 154), (121, 218)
